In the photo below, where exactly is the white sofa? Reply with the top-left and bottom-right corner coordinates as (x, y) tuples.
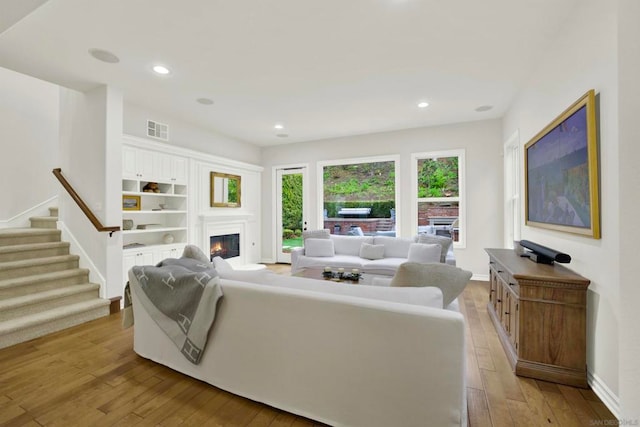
(291, 234), (455, 276)
(130, 268), (467, 427)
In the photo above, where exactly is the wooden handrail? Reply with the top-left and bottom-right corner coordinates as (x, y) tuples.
(52, 168), (120, 237)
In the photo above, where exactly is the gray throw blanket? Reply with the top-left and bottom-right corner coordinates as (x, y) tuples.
(128, 257), (223, 364)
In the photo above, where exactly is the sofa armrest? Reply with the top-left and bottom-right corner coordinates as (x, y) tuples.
(290, 246), (305, 273)
(446, 247), (456, 266)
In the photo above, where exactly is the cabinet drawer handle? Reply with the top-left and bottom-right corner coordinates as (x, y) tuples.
(505, 312), (510, 315)
(497, 270), (504, 273)
(509, 282), (515, 286)
(497, 299), (502, 303)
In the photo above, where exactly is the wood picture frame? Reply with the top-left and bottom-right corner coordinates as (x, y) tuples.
(210, 172), (241, 207)
(122, 195), (141, 211)
(524, 89), (600, 238)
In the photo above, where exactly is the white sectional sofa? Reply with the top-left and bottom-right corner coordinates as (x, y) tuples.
(130, 266), (467, 427)
(291, 234), (455, 276)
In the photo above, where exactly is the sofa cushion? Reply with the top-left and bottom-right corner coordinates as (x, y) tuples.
(362, 258), (407, 275)
(407, 243), (441, 264)
(359, 243), (385, 260)
(331, 235), (374, 256)
(212, 256), (234, 274)
(302, 229), (330, 240)
(181, 244), (211, 264)
(252, 273), (444, 309)
(304, 238), (335, 257)
(390, 262), (472, 308)
(295, 255), (364, 271)
(416, 234), (453, 263)
(373, 236), (414, 258)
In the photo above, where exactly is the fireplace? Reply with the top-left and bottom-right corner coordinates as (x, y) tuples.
(210, 233), (240, 261)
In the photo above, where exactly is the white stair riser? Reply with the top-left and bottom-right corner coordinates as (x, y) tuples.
(0, 271), (89, 299)
(0, 288), (100, 321)
(1, 258), (79, 280)
(0, 232), (61, 247)
(0, 305), (110, 350)
(0, 244), (70, 263)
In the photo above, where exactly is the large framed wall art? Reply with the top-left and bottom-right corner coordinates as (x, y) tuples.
(524, 89), (600, 239)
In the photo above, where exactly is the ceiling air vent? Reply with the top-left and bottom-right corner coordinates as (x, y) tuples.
(147, 120), (169, 141)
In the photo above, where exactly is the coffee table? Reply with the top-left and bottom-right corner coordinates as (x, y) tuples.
(294, 266), (363, 284)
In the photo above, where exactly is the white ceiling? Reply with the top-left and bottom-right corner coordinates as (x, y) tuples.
(0, 0), (580, 146)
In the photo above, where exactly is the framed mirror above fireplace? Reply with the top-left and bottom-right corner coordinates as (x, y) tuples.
(210, 172), (241, 207)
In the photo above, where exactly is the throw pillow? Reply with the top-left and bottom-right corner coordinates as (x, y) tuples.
(407, 243), (441, 264)
(416, 234), (453, 263)
(359, 243), (385, 260)
(390, 262), (472, 308)
(212, 256), (234, 274)
(304, 238), (335, 257)
(181, 245), (211, 264)
(302, 229), (331, 240)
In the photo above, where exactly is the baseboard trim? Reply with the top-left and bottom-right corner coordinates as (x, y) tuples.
(109, 296), (122, 314)
(588, 370), (620, 418)
(0, 196), (58, 228)
(472, 273), (489, 281)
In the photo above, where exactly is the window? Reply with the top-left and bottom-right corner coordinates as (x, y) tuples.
(317, 156), (399, 237)
(412, 150), (465, 247)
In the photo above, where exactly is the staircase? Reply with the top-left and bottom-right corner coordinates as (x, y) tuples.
(0, 207), (110, 349)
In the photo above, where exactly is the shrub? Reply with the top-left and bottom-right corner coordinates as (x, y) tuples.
(283, 229), (295, 239)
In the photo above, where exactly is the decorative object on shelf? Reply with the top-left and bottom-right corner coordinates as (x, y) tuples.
(136, 224), (164, 230)
(123, 242), (145, 249)
(123, 195), (141, 211)
(163, 233), (175, 244)
(210, 172), (241, 207)
(123, 219), (134, 230)
(142, 182), (160, 193)
(525, 89), (600, 239)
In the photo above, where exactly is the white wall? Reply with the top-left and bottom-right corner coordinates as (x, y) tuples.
(618, 0), (640, 420)
(59, 85), (123, 298)
(123, 102), (261, 165)
(503, 0), (624, 414)
(0, 66), (59, 222)
(260, 119), (504, 276)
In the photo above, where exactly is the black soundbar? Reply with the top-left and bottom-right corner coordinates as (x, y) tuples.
(519, 240), (571, 264)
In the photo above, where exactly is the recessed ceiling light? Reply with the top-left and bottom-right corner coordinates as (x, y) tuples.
(197, 98), (214, 105)
(153, 65), (170, 75)
(274, 123), (284, 130)
(88, 48), (119, 64)
(417, 101), (429, 108)
(475, 105), (493, 112)
(276, 133), (289, 138)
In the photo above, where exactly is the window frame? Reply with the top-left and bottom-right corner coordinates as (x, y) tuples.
(411, 149), (466, 248)
(316, 155), (401, 235)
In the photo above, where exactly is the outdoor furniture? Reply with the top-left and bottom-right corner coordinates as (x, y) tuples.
(337, 207), (371, 218)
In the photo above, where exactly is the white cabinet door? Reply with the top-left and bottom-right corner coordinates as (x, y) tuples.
(122, 146), (138, 179)
(172, 157), (188, 184)
(137, 150), (154, 179)
(153, 152), (173, 182)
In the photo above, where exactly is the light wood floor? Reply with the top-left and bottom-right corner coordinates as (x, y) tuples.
(0, 265), (616, 426)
